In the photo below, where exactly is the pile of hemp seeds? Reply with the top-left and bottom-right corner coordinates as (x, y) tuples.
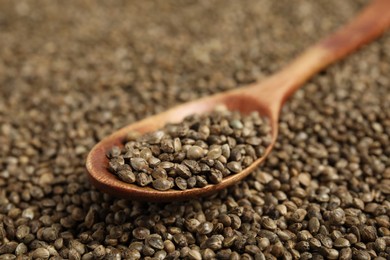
(1, 0), (389, 259)
(107, 106), (271, 191)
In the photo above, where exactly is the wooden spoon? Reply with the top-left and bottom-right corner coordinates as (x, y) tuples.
(86, 0), (390, 202)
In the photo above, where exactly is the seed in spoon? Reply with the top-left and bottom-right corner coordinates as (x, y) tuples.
(107, 105), (271, 191)
(186, 146), (204, 160)
(226, 161), (242, 173)
(117, 169), (136, 183)
(152, 178), (173, 191)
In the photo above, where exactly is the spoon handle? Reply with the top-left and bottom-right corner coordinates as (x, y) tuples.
(250, 0), (390, 112)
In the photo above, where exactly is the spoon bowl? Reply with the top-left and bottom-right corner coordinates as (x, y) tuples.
(86, 0), (390, 202)
(86, 89), (279, 202)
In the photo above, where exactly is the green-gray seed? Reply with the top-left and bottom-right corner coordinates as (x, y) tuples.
(175, 177), (187, 190)
(130, 158), (148, 171)
(152, 179), (173, 191)
(186, 146), (204, 160)
(226, 161), (242, 173)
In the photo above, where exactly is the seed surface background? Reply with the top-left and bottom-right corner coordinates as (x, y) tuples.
(1, 0), (389, 259)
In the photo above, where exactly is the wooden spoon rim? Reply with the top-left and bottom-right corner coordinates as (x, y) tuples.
(86, 91), (278, 202)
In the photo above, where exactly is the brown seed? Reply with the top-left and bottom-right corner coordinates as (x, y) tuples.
(261, 217), (277, 231)
(344, 233), (358, 244)
(245, 244), (261, 255)
(339, 248), (352, 260)
(163, 240), (175, 253)
(199, 163), (211, 174)
(329, 208), (346, 225)
(188, 249), (202, 260)
(68, 248), (80, 260)
(209, 169), (223, 184)
(308, 217), (320, 234)
(330, 230), (343, 240)
(309, 238), (321, 249)
(297, 230), (312, 241)
(186, 146), (204, 160)
(176, 164), (192, 178)
(226, 161), (242, 173)
(69, 239), (85, 255)
(352, 249), (371, 260)
(108, 157), (125, 172)
(246, 136), (262, 146)
(300, 252), (313, 260)
(32, 248), (50, 259)
(220, 144), (231, 158)
(123, 148), (139, 159)
(230, 214), (242, 229)
(270, 241), (284, 257)
(373, 237), (386, 252)
(16, 225), (30, 240)
(159, 161), (175, 170)
(142, 245), (155, 256)
(145, 131), (165, 144)
(41, 228), (57, 242)
(0, 242), (18, 254)
(129, 242), (143, 252)
(132, 227), (150, 240)
(136, 172), (152, 186)
(296, 241), (310, 252)
(317, 233), (333, 248)
(213, 160), (225, 171)
(54, 238), (63, 250)
(322, 248), (339, 259)
(204, 235), (222, 250)
(183, 160), (201, 173)
(196, 176), (208, 187)
(187, 176), (197, 188)
(197, 222), (214, 235)
(173, 137), (182, 153)
(334, 237), (351, 248)
(107, 146), (121, 158)
(117, 169), (136, 183)
(130, 158), (148, 171)
(223, 235), (237, 247)
(229, 252), (240, 260)
(148, 156), (161, 167)
(184, 219), (200, 232)
(257, 237), (270, 250)
(15, 243), (28, 256)
(277, 230), (292, 241)
(92, 245), (106, 259)
(145, 234), (164, 249)
(298, 173), (311, 186)
(126, 131), (141, 142)
(140, 148), (153, 160)
(173, 233), (188, 247)
(360, 225), (377, 242)
(154, 250), (167, 260)
(175, 177), (187, 190)
(160, 139), (174, 153)
(152, 178), (173, 191)
(150, 145), (161, 157)
(218, 214), (231, 227)
(206, 147), (222, 160)
(230, 119), (243, 129)
(290, 208), (307, 222)
(151, 167), (167, 179)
